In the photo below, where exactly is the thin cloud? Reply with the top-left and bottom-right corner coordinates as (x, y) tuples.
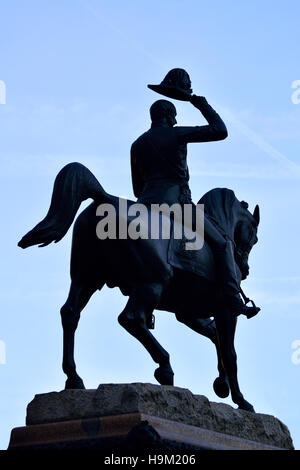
(217, 106), (300, 177)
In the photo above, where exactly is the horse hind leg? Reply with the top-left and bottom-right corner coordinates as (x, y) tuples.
(61, 280), (99, 390)
(118, 283), (174, 386)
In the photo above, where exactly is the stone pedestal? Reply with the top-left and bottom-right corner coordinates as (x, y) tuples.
(8, 383), (294, 451)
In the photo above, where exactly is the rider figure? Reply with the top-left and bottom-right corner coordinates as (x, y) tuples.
(130, 69), (258, 318)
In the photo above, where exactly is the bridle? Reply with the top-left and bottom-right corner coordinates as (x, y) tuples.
(234, 219), (258, 269)
(234, 218), (259, 311)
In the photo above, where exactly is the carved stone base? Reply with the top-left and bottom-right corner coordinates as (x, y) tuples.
(8, 383), (294, 451)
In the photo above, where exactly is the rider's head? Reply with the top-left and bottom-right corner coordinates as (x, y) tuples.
(150, 100), (177, 127)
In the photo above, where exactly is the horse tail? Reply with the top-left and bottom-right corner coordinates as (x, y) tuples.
(18, 162), (109, 249)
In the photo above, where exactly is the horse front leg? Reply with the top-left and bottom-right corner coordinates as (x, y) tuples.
(215, 308), (255, 412)
(118, 283), (174, 385)
(211, 325), (230, 399)
(175, 314), (229, 398)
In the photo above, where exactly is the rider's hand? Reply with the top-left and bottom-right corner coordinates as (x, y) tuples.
(190, 94), (207, 109)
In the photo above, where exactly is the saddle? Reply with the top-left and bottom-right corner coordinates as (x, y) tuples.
(167, 215), (217, 282)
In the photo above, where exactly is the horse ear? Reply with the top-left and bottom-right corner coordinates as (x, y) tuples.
(253, 205), (260, 225)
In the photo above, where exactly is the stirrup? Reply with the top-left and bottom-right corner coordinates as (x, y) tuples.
(239, 288), (261, 319)
(226, 294), (260, 319)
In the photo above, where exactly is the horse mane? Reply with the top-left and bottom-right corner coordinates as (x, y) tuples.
(198, 188), (241, 239)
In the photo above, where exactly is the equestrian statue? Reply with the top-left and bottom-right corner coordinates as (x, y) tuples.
(18, 69), (260, 412)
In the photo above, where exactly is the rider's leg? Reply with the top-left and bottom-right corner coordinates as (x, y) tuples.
(202, 214), (259, 318)
(181, 196), (258, 318)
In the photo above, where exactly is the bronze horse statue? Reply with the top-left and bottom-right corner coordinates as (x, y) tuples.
(18, 162), (260, 412)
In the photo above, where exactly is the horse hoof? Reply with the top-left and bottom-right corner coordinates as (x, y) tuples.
(213, 377), (230, 398)
(238, 400), (255, 413)
(154, 365), (174, 386)
(65, 376), (85, 390)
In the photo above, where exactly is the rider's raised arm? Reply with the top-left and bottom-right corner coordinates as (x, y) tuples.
(176, 96), (228, 144)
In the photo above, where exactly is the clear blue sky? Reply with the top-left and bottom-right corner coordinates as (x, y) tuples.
(1, 0), (300, 449)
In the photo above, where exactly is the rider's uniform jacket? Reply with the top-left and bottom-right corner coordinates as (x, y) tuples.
(130, 98), (227, 207)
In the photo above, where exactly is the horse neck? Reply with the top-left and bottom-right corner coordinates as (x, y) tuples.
(207, 198), (240, 243)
